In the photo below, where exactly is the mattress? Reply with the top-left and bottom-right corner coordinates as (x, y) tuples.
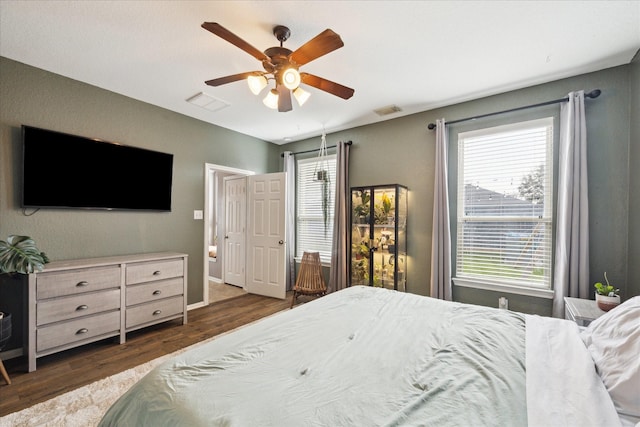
(99, 286), (624, 426)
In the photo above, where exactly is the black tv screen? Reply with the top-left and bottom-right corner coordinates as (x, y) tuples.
(22, 126), (173, 211)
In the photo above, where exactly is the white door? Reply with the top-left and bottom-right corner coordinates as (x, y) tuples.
(245, 172), (287, 299)
(224, 176), (246, 288)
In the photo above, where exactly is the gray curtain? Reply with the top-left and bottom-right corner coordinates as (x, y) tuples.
(283, 151), (296, 291)
(430, 119), (452, 300)
(328, 141), (350, 293)
(552, 91), (589, 318)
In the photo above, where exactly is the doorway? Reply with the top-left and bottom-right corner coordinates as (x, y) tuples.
(203, 165), (288, 305)
(203, 163), (254, 305)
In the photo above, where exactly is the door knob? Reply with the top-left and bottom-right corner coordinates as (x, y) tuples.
(279, 240), (284, 245)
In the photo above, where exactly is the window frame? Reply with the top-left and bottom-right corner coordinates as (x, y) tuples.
(295, 154), (337, 264)
(452, 117), (555, 298)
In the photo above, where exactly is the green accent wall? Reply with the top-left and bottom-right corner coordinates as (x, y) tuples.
(0, 57), (281, 304)
(282, 61), (638, 314)
(2, 53), (638, 315)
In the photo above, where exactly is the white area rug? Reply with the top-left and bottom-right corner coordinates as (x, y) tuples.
(0, 348), (188, 427)
(0, 353), (174, 427)
(0, 311), (280, 427)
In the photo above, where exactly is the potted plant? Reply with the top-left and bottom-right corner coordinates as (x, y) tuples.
(0, 235), (49, 275)
(381, 192), (394, 224)
(0, 235), (49, 353)
(594, 272), (620, 312)
(353, 191), (370, 224)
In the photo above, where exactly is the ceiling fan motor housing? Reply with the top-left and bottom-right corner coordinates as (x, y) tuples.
(263, 46), (296, 85)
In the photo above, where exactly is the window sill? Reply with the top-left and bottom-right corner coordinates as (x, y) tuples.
(453, 277), (554, 299)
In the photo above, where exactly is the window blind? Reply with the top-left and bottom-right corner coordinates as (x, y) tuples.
(457, 118), (553, 289)
(296, 154), (337, 262)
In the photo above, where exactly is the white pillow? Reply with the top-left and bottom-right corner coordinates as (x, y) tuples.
(581, 296), (640, 419)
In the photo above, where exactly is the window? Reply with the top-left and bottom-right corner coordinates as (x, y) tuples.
(296, 154), (337, 262)
(456, 118), (553, 290)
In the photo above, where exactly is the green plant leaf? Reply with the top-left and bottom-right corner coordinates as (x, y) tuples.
(0, 235), (49, 274)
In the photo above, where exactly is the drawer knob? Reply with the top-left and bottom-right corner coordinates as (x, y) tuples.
(76, 305), (89, 311)
(76, 328), (88, 335)
(152, 270), (161, 276)
(152, 310), (162, 316)
(76, 281), (89, 287)
(152, 290), (162, 296)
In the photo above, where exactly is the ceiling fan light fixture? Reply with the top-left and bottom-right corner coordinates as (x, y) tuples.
(293, 87), (311, 106)
(281, 67), (301, 90)
(202, 23), (355, 111)
(263, 89), (279, 109)
(247, 74), (268, 95)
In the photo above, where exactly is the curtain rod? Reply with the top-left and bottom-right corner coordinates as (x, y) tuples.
(280, 140), (352, 157)
(426, 89), (601, 130)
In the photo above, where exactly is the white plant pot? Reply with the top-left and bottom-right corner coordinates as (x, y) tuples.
(595, 293), (620, 312)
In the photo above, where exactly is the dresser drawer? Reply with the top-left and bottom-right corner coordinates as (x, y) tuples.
(126, 259), (184, 285)
(37, 289), (121, 326)
(126, 295), (183, 329)
(126, 277), (183, 307)
(37, 266), (121, 299)
(37, 310), (120, 352)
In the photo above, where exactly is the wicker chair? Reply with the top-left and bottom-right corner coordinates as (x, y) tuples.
(291, 252), (327, 308)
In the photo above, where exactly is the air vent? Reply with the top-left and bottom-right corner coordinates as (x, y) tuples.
(373, 105), (402, 116)
(186, 92), (230, 112)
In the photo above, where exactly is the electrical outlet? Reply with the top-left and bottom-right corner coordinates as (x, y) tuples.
(498, 297), (508, 310)
(193, 210), (203, 220)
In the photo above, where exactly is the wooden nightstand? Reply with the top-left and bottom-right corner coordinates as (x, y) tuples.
(564, 297), (606, 326)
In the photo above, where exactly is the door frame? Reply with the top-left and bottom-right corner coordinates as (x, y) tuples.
(202, 163), (254, 307)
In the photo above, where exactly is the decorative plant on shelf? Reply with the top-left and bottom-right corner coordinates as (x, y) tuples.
(351, 258), (368, 283)
(374, 205), (388, 224)
(381, 192), (392, 215)
(381, 191), (395, 224)
(353, 191), (370, 223)
(594, 272), (620, 312)
(352, 241), (370, 260)
(0, 235), (49, 275)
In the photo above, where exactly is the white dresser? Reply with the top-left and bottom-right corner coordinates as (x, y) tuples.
(27, 252), (188, 372)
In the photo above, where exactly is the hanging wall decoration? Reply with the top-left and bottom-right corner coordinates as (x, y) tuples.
(313, 133), (331, 236)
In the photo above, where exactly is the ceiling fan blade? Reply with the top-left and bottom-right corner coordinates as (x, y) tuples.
(300, 73), (355, 100)
(289, 29), (344, 66)
(202, 22), (270, 62)
(205, 72), (261, 87)
(277, 85), (292, 112)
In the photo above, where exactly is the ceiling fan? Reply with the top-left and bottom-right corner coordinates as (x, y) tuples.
(201, 22), (355, 112)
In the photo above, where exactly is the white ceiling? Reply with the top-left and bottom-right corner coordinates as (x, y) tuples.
(1, 1), (639, 145)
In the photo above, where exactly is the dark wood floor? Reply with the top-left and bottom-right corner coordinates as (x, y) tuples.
(0, 292), (297, 417)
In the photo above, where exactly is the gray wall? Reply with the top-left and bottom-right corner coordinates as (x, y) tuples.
(2, 55), (637, 315)
(282, 63), (638, 314)
(0, 57), (281, 304)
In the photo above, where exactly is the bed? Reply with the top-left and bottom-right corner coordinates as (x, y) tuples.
(99, 286), (639, 426)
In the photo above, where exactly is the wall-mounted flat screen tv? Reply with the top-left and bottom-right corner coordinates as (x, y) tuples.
(22, 125), (173, 211)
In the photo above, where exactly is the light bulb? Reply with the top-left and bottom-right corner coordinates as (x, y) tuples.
(281, 68), (301, 90)
(247, 75), (267, 95)
(263, 89), (279, 109)
(293, 87), (310, 106)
